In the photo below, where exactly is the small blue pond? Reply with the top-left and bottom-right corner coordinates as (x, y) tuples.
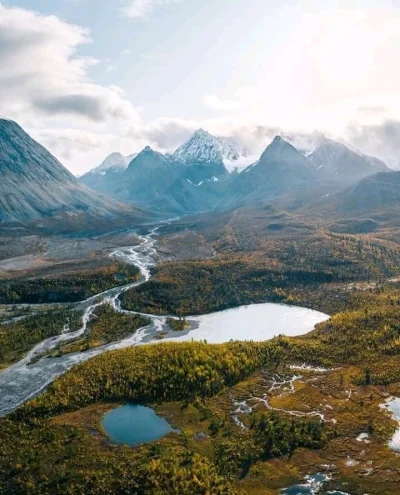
(102, 404), (178, 447)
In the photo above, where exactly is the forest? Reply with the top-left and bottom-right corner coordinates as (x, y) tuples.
(14, 283), (400, 420)
(121, 214), (400, 318)
(3, 281), (400, 493)
(3, 211), (400, 493)
(0, 307), (82, 368)
(15, 341), (286, 418)
(1, 340), (326, 494)
(0, 415), (237, 494)
(120, 258), (336, 316)
(0, 262), (140, 304)
(47, 304), (150, 357)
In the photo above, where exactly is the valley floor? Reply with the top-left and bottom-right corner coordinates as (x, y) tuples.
(2, 214), (400, 494)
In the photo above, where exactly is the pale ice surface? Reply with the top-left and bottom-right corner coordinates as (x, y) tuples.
(381, 397), (400, 452)
(168, 303), (329, 344)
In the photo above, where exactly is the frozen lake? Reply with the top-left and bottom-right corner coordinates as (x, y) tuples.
(169, 302), (329, 344)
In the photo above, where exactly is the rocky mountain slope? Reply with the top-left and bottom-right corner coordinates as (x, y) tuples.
(0, 119), (146, 228)
(225, 136), (319, 208)
(295, 171), (400, 234)
(171, 128), (248, 183)
(284, 133), (389, 184)
(304, 171), (400, 216)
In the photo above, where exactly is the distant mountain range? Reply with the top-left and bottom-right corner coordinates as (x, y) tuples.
(0, 119), (148, 230)
(225, 136), (319, 208)
(81, 128), (391, 216)
(81, 128), (250, 214)
(0, 118), (397, 232)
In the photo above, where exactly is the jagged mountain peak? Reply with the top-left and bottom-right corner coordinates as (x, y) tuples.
(140, 145), (160, 155)
(133, 145), (166, 162)
(173, 129), (224, 165)
(126, 145), (170, 174)
(278, 131), (389, 185)
(80, 151), (138, 182)
(93, 152), (132, 174)
(306, 136), (389, 180)
(272, 135), (286, 144)
(172, 128), (252, 171)
(102, 151), (126, 162)
(280, 132), (354, 160)
(142, 145), (153, 152)
(269, 134), (296, 149)
(259, 135), (308, 164)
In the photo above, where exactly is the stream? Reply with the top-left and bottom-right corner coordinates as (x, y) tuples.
(0, 225), (328, 417)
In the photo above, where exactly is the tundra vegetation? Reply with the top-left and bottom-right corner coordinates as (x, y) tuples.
(2, 283), (400, 493)
(2, 213), (400, 494)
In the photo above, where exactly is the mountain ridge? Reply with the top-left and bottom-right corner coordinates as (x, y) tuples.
(0, 119), (148, 228)
(80, 130), (392, 216)
(1, 119), (394, 224)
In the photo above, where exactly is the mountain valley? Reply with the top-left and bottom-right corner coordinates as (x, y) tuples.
(2, 119), (400, 494)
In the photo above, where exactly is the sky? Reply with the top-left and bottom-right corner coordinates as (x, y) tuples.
(1, 0), (400, 174)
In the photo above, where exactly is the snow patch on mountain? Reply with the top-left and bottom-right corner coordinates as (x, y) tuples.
(173, 129), (253, 170)
(89, 152), (138, 176)
(186, 176), (220, 187)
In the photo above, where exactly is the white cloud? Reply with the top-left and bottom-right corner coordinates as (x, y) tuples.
(121, 0), (183, 19)
(202, 6), (400, 135)
(32, 128), (117, 175)
(346, 120), (400, 169)
(0, 3), (139, 123)
(124, 117), (279, 159)
(204, 87), (259, 112)
(126, 117), (198, 150)
(3, 2), (400, 175)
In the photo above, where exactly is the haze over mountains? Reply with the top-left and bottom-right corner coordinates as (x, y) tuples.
(302, 172), (400, 220)
(81, 126), (391, 216)
(0, 118), (398, 232)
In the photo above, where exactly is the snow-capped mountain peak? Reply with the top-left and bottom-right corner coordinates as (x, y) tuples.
(173, 129), (225, 165)
(88, 152), (138, 176)
(172, 128), (253, 171)
(281, 132), (389, 168)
